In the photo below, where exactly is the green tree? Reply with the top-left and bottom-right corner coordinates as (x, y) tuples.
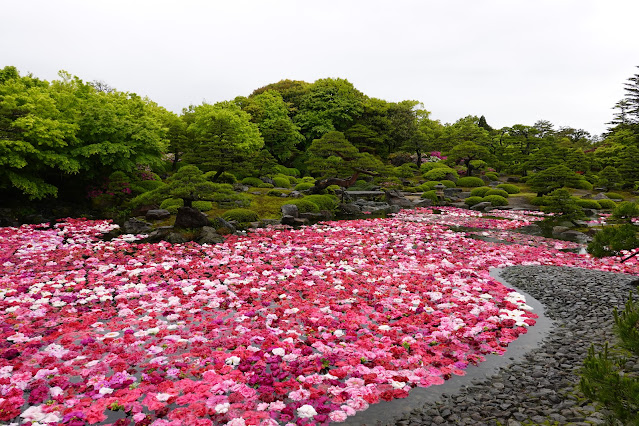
(598, 166), (623, 190)
(587, 224), (639, 262)
(447, 141), (490, 177)
(527, 164), (582, 196)
(163, 165), (219, 208)
(184, 101), (264, 180)
(541, 188), (585, 225)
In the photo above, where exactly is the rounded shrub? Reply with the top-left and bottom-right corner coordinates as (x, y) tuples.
(485, 189), (509, 198)
(575, 199), (602, 209)
(456, 177), (485, 187)
(266, 189), (284, 197)
(241, 177), (264, 187)
(496, 183), (521, 194)
(217, 172), (237, 184)
(222, 208), (259, 223)
(301, 176), (316, 183)
(612, 201), (639, 219)
(423, 167), (454, 181)
(258, 183), (274, 188)
(421, 190), (438, 203)
(420, 162), (451, 173)
(470, 186), (492, 197)
(287, 199), (320, 213)
(484, 172), (500, 181)
(440, 180), (456, 188)
(573, 179), (593, 190)
(419, 181), (442, 191)
(138, 180), (166, 192)
(294, 182), (315, 191)
(597, 199), (617, 209)
(287, 176), (299, 185)
(604, 192), (624, 200)
(192, 201), (213, 211)
(483, 195), (509, 207)
(272, 176), (292, 188)
(464, 196), (484, 206)
(304, 194), (338, 211)
(160, 198), (184, 210)
(529, 196), (548, 206)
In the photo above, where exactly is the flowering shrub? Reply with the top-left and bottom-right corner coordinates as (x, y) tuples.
(1, 210), (638, 425)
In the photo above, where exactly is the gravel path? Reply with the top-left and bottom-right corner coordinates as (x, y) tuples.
(344, 266), (639, 426)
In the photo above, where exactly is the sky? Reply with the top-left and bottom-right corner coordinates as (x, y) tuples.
(3, 0), (638, 137)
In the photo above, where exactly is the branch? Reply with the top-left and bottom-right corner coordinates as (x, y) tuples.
(621, 249), (639, 263)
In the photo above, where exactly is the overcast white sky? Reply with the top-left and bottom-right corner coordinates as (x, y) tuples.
(3, 0), (638, 136)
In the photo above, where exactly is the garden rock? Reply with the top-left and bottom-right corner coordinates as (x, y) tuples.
(280, 215), (308, 227)
(281, 204), (299, 218)
(210, 217), (236, 235)
(174, 207), (209, 228)
(592, 193), (609, 200)
(299, 212), (326, 223)
(552, 226), (570, 236)
(123, 218), (152, 234)
(384, 189), (414, 208)
(444, 188), (463, 198)
(197, 226), (225, 244)
(166, 232), (188, 244)
(338, 203), (361, 216)
(288, 191), (304, 198)
(470, 201), (493, 211)
(144, 226), (173, 242)
(145, 209), (171, 221)
(413, 199), (432, 207)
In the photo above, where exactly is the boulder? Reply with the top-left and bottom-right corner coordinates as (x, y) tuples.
(197, 226), (225, 245)
(443, 188), (462, 198)
(145, 226), (173, 243)
(559, 230), (588, 242)
(299, 212), (326, 223)
(592, 193), (609, 200)
(281, 204), (299, 218)
(123, 218), (152, 234)
(338, 203), (362, 216)
(552, 226), (570, 236)
(281, 215), (308, 227)
(145, 209), (171, 221)
(210, 217), (236, 235)
(174, 207), (209, 228)
(166, 232), (188, 244)
(470, 202), (493, 212)
(413, 199), (432, 207)
(384, 189), (413, 208)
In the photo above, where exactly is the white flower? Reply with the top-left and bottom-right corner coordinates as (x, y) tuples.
(156, 392), (171, 401)
(215, 402), (230, 413)
(271, 348), (285, 356)
(225, 356), (241, 366)
(297, 404), (318, 418)
(378, 325), (391, 331)
(99, 387), (114, 395)
(21, 405), (61, 423)
(333, 329), (345, 337)
(103, 332), (119, 339)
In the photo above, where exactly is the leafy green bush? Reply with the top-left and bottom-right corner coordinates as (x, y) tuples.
(529, 196), (548, 206)
(612, 202), (639, 219)
(456, 177), (486, 187)
(496, 183), (521, 194)
(597, 199), (617, 209)
(272, 177), (291, 188)
(421, 190), (438, 203)
(294, 182), (315, 191)
(304, 194), (338, 211)
(470, 186), (492, 197)
(573, 179), (594, 190)
(418, 181), (442, 191)
(287, 176), (298, 185)
(605, 192), (624, 200)
(484, 172), (499, 181)
(575, 199), (602, 209)
(287, 199), (320, 213)
(160, 198), (184, 210)
(393, 163), (418, 178)
(241, 177), (264, 187)
(222, 208), (259, 223)
(483, 195), (508, 207)
(211, 192), (251, 208)
(192, 201), (213, 211)
(420, 161), (451, 173)
(440, 180), (456, 188)
(485, 189), (509, 198)
(266, 189), (284, 197)
(301, 176), (316, 183)
(423, 166), (456, 181)
(138, 180), (166, 192)
(274, 165), (300, 177)
(464, 196), (484, 206)
(258, 182), (274, 188)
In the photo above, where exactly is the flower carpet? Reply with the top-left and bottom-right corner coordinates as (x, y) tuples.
(1, 208), (638, 425)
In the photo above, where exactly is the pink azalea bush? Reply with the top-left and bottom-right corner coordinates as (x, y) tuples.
(1, 209), (638, 425)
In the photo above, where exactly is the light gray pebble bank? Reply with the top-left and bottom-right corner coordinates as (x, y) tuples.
(344, 266), (639, 426)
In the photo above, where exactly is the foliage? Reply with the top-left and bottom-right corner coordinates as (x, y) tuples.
(294, 182), (315, 191)
(241, 177), (264, 187)
(420, 161), (451, 173)
(440, 180), (456, 188)
(266, 189), (284, 197)
(163, 165), (220, 207)
(418, 181), (442, 191)
(392, 163), (418, 178)
(527, 165), (582, 195)
(529, 196), (548, 206)
(612, 202), (639, 220)
(192, 201), (213, 211)
(485, 189), (509, 198)
(605, 192), (624, 200)
(541, 189), (585, 223)
(137, 180), (166, 192)
(482, 195), (508, 207)
(587, 224), (639, 260)
(222, 208), (259, 223)
(470, 186), (492, 197)
(598, 166), (622, 190)
(303, 194), (339, 211)
(272, 176), (291, 188)
(421, 190), (439, 203)
(274, 165), (301, 177)
(496, 184), (521, 194)
(573, 179), (594, 190)
(484, 172), (500, 181)
(423, 166), (457, 181)
(597, 199), (618, 210)
(287, 198), (320, 213)
(447, 141), (490, 177)
(464, 196), (484, 206)
(575, 199), (602, 209)
(160, 198), (184, 210)
(456, 176), (486, 187)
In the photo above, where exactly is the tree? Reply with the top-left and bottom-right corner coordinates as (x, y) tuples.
(527, 164), (582, 196)
(541, 188), (585, 225)
(183, 101), (264, 180)
(587, 224), (639, 262)
(305, 131), (383, 191)
(598, 166), (622, 190)
(163, 165), (218, 208)
(447, 141), (490, 177)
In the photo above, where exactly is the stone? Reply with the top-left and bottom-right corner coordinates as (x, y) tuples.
(413, 199), (432, 207)
(552, 226), (570, 236)
(591, 193), (609, 200)
(165, 232), (188, 244)
(197, 226), (225, 244)
(174, 206), (209, 228)
(299, 212), (325, 222)
(281, 215), (308, 227)
(444, 188), (463, 198)
(145, 209), (171, 221)
(210, 217), (236, 235)
(281, 204), (299, 218)
(470, 202), (492, 211)
(123, 218), (152, 234)
(384, 189), (413, 208)
(338, 203), (362, 216)
(144, 226), (173, 242)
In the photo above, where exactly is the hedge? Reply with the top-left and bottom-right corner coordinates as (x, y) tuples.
(456, 177), (485, 187)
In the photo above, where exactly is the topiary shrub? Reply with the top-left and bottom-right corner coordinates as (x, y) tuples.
(496, 183), (521, 194)
(272, 177), (291, 188)
(287, 176), (298, 185)
(304, 194), (338, 211)
(529, 196), (548, 206)
(605, 192), (624, 200)
(294, 182), (314, 191)
(421, 190), (438, 203)
(612, 202), (639, 219)
(222, 208), (259, 223)
(192, 201), (213, 211)
(418, 181), (442, 191)
(287, 199), (320, 213)
(423, 167), (455, 181)
(138, 180), (167, 192)
(440, 180), (456, 188)
(484, 172), (499, 181)
(258, 183), (274, 188)
(456, 177), (485, 187)
(470, 186), (492, 197)
(597, 199), (617, 209)
(575, 199), (602, 209)
(301, 176), (316, 183)
(465, 196), (484, 206)
(483, 195), (509, 207)
(274, 165), (300, 177)
(267, 189), (284, 197)
(420, 161), (451, 173)
(160, 198), (184, 210)
(573, 179), (594, 190)
(241, 177), (264, 187)
(485, 189), (509, 198)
